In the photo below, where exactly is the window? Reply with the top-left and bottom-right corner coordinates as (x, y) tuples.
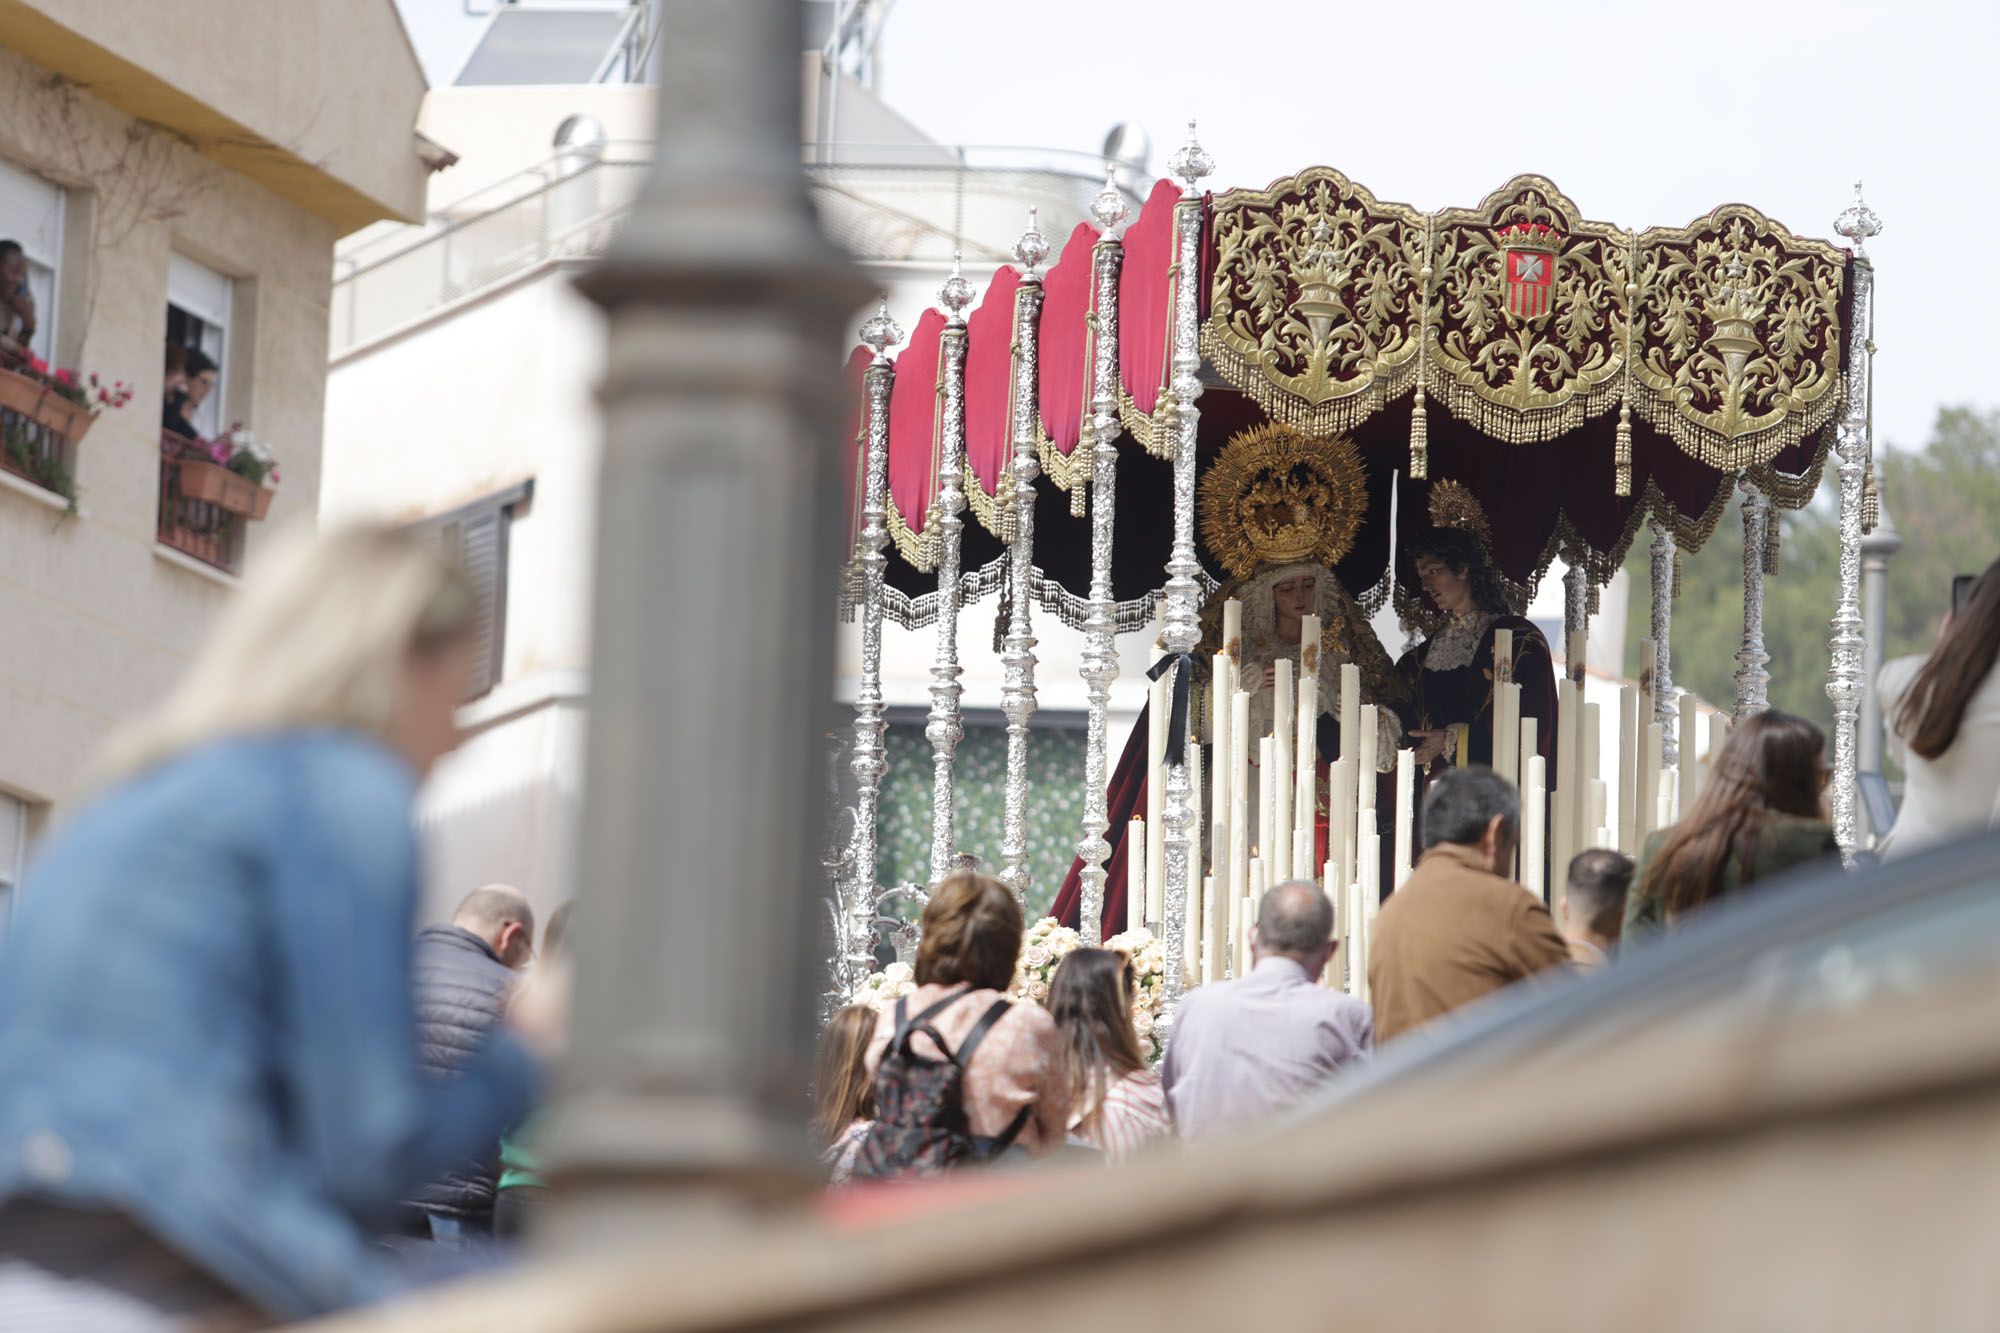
(0, 159), (64, 362)
(0, 792), (25, 934)
(166, 253), (232, 440)
(405, 481), (533, 701)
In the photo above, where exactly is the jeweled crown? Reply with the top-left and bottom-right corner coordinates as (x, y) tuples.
(1498, 220), (1563, 253)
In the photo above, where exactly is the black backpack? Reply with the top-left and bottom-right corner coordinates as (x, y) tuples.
(849, 986), (1031, 1181)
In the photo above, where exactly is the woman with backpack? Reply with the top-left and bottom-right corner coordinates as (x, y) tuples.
(853, 873), (1070, 1178)
(1049, 949), (1171, 1164)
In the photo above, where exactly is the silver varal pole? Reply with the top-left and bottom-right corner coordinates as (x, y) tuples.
(1562, 562), (1589, 675)
(1859, 463), (1901, 779)
(1734, 477), (1772, 717)
(1157, 121), (1213, 1033)
(551, 0), (870, 1243)
(1649, 517), (1678, 764)
(842, 299), (902, 988)
(999, 212), (1049, 899)
(1827, 183), (1881, 861)
(926, 255), (975, 884)
(1075, 170), (1128, 942)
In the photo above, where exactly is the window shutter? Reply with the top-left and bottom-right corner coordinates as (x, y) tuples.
(167, 253), (232, 328)
(0, 792), (26, 891)
(454, 507), (507, 700)
(0, 160), (63, 266)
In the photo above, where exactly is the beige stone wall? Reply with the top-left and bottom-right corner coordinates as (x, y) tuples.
(0, 41), (369, 817)
(1, 0), (429, 228)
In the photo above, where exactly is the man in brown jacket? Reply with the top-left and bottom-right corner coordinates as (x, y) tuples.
(1369, 767), (1570, 1042)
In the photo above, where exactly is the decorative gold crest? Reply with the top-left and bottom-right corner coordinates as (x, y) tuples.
(1630, 206), (1845, 471)
(1199, 422), (1368, 580)
(1203, 168), (1428, 435)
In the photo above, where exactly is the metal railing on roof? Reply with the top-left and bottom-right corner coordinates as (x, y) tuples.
(330, 143), (1140, 356)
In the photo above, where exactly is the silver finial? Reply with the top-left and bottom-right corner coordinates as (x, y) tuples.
(859, 297), (902, 363)
(1834, 181), (1882, 256)
(938, 252), (975, 324)
(1014, 206), (1050, 279)
(1168, 118), (1214, 193)
(1090, 163), (1129, 234)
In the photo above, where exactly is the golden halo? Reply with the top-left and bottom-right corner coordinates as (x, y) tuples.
(1426, 478), (1493, 550)
(1199, 422), (1367, 581)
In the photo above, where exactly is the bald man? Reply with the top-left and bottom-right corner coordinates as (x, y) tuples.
(401, 886), (535, 1242)
(1161, 881), (1373, 1143)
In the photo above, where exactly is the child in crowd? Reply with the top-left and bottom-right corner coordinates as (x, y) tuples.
(812, 1004), (879, 1184)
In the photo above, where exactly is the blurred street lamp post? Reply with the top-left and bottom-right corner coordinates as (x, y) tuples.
(546, 0), (870, 1243)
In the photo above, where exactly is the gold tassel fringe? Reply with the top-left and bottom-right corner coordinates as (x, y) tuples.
(1862, 467), (1879, 534)
(1410, 384), (1429, 480)
(1614, 402), (1633, 498)
(1763, 512), (1781, 577)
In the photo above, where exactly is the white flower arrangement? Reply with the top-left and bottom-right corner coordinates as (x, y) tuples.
(851, 920), (1168, 1062)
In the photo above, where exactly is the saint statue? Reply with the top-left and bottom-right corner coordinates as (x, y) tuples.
(1053, 423), (1403, 939)
(1397, 481), (1558, 773)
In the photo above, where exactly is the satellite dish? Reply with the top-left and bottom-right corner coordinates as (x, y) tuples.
(1102, 123), (1153, 172)
(553, 113), (608, 161)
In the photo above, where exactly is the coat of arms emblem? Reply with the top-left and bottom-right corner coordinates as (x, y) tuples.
(1499, 221), (1561, 319)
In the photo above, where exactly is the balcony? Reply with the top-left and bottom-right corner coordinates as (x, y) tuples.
(0, 358), (85, 510)
(157, 431), (271, 576)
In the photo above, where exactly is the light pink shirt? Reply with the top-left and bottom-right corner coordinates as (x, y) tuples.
(863, 985), (1071, 1156)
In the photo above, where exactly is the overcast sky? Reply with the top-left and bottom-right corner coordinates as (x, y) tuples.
(873, 0), (1997, 458)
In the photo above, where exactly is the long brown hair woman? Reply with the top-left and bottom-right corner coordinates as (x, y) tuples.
(1624, 710), (1838, 940)
(1048, 949), (1170, 1163)
(812, 1004), (878, 1183)
(1881, 557), (2000, 857)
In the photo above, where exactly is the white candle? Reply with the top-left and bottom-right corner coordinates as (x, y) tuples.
(1272, 659), (1293, 881)
(1553, 678), (1577, 900)
(1357, 704), (1378, 810)
(1678, 691), (1699, 808)
(1327, 756), (1351, 904)
(1658, 767), (1678, 829)
(1210, 652), (1231, 899)
(1243, 857), (1264, 976)
(1589, 780), (1608, 848)
(1199, 872), (1216, 986)
(1180, 741), (1200, 962)
(1229, 690), (1251, 982)
(1617, 684), (1639, 855)
(1523, 754), (1547, 901)
(1393, 747), (1415, 889)
(1223, 598), (1243, 668)
(1493, 628), (1515, 785)
(1126, 818), (1146, 934)
(1258, 735), (1276, 870)
(1339, 663), (1362, 847)
(1345, 879), (1363, 997)
(1146, 666), (1167, 923)
(1296, 672), (1318, 862)
(1517, 717), (1538, 885)
(1294, 828), (1313, 882)
(1581, 700), (1601, 876)
(1643, 721), (1664, 841)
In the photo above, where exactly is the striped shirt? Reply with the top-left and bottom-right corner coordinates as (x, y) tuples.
(1074, 1069), (1172, 1165)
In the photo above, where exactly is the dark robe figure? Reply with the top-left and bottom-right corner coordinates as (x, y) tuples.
(1052, 560), (1406, 940)
(1397, 527), (1558, 775)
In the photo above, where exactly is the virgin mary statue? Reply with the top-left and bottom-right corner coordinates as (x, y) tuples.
(1053, 424), (1404, 939)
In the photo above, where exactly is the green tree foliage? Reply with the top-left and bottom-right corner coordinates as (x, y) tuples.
(1627, 407), (2000, 738)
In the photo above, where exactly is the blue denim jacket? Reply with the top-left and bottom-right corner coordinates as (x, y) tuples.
(0, 731), (542, 1317)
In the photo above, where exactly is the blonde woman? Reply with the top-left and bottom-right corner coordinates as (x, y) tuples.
(0, 526), (547, 1327)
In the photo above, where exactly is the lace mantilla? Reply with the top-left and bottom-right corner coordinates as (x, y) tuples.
(1425, 611), (1493, 672)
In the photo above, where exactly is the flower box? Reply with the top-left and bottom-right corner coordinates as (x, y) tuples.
(0, 364), (96, 444)
(176, 457), (273, 520)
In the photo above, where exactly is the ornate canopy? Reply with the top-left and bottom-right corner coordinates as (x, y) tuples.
(854, 168), (1856, 626)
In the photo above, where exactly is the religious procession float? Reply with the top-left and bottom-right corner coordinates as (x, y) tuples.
(825, 123), (1883, 1033)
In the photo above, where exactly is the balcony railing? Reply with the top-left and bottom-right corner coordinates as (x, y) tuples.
(157, 432), (245, 576)
(0, 353), (81, 507)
